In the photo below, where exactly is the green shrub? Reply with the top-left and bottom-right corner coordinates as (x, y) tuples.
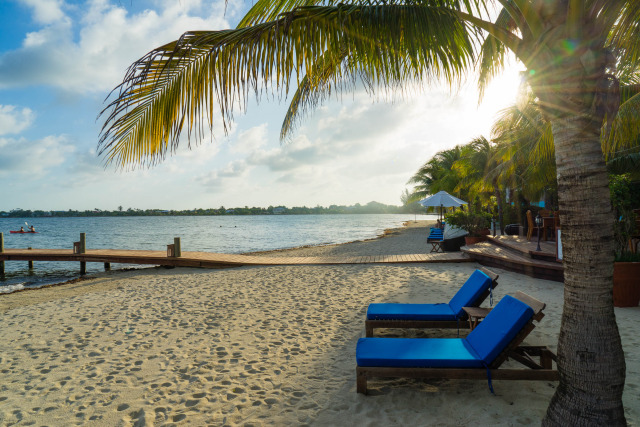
(445, 210), (491, 236)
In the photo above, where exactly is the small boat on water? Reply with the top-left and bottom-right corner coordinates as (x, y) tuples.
(9, 231), (38, 234)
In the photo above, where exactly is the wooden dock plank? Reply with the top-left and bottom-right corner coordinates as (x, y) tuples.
(0, 247), (471, 269)
(462, 238), (563, 282)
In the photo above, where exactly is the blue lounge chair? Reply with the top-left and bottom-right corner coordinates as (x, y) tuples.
(365, 268), (498, 337)
(356, 292), (558, 394)
(427, 227), (444, 253)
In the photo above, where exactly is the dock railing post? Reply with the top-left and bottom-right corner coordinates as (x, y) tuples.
(0, 232), (4, 275)
(79, 233), (86, 275)
(28, 247), (34, 270)
(174, 237), (181, 257)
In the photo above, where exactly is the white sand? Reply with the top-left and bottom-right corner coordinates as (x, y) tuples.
(0, 221), (638, 426)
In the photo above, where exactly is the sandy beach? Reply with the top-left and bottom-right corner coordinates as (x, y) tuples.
(1, 221), (638, 426)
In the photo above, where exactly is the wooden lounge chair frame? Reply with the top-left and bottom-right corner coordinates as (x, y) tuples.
(427, 228), (444, 253)
(357, 291), (558, 394)
(429, 239), (444, 253)
(364, 267), (499, 337)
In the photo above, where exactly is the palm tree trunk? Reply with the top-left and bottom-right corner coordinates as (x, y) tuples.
(494, 187), (504, 234)
(543, 115), (626, 425)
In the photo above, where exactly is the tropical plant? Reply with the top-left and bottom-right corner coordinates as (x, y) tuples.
(610, 174), (640, 255)
(98, 1), (640, 424)
(490, 100), (557, 203)
(444, 209), (491, 236)
(452, 136), (506, 233)
(406, 146), (463, 202)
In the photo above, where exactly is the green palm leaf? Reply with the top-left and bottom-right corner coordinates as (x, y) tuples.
(477, 3), (520, 101)
(99, 5), (476, 167)
(602, 84), (640, 159)
(280, 47), (351, 140)
(239, 0), (488, 28)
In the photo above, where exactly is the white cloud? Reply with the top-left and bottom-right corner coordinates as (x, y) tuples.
(0, 134), (75, 177)
(197, 159), (249, 190)
(0, 105), (35, 135)
(20, 0), (66, 24)
(0, 0), (232, 93)
(231, 123), (268, 154)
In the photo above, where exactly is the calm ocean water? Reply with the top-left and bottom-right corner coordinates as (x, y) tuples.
(0, 214), (435, 293)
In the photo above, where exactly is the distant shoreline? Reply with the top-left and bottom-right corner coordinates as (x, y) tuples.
(1, 204), (421, 218)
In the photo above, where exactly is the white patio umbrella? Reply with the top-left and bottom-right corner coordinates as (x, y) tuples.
(418, 191), (468, 221)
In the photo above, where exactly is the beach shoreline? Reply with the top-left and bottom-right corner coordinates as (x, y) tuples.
(0, 219), (435, 297)
(242, 219), (434, 256)
(1, 220), (638, 425)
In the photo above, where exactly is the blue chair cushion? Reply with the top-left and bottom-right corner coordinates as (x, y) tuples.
(366, 269), (493, 321)
(356, 337), (483, 368)
(447, 270), (492, 317)
(465, 295), (534, 364)
(367, 303), (456, 321)
(357, 296), (535, 369)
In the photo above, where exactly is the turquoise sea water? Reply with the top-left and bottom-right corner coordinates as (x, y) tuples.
(0, 214), (435, 293)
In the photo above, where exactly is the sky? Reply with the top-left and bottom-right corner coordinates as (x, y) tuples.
(0, 0), (523, 211)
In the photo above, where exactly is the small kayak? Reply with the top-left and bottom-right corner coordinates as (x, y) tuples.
(9, 231), (38, 234)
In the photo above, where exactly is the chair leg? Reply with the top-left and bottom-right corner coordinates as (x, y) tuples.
(365, 322), (374, 337)
(356, 369), (368, 394)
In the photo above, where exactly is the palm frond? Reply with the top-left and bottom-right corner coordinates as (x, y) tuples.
(607, 151), (640, 176)
(609, 1), (640, 74)
(280, 46), (350, 141)
(476, 4), (519, 101)
(602, 86), (640, 159)
(99, 5), (477, 167)
(239, 0), (489, 28)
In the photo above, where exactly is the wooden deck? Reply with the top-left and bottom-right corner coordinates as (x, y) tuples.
(0, 248), (472, 269)
(461, 235), (563, 282)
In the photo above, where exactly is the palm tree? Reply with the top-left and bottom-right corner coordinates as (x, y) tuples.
(452, 136), (507, 232)
(406, 146), (463, 203)
(99, 2), (640, 424)
(490, 100), (558, 206)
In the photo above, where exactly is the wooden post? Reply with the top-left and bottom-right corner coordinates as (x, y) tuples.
(104, 263), (111, 271)
(173, 237), (181, 257)
(79, 233), (86, 274)
(28, 247), (34, 270)
(0, 232), (4, 275)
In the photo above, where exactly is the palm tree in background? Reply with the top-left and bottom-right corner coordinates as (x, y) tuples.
(452, 136), (506, 231)
(490, 101), (557, 205)
(99, 1), (640, 423)
(406, 146), (463, 202)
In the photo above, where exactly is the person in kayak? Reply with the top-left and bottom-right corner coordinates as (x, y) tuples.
(19, 226), (25, 232)
(29, 225), (35, 232)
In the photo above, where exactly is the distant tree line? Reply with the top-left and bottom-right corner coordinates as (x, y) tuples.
(2, 201), (416, 218)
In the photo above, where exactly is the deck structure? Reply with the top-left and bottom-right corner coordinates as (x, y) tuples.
(461, 235), (563, 282)
(0, 247), (471, 272)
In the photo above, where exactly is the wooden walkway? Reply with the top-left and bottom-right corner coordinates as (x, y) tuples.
(0, 248), (471, 269)
(461, 235), (563, 282)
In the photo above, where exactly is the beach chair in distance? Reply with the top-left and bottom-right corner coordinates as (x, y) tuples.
(365, 267), (499, 337)
(356, 292), (558, 394)
(427, 227), (444, 253)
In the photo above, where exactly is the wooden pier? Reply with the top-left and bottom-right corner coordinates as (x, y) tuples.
(0, 246), (471, 273)
(0, 232), (564, 282)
